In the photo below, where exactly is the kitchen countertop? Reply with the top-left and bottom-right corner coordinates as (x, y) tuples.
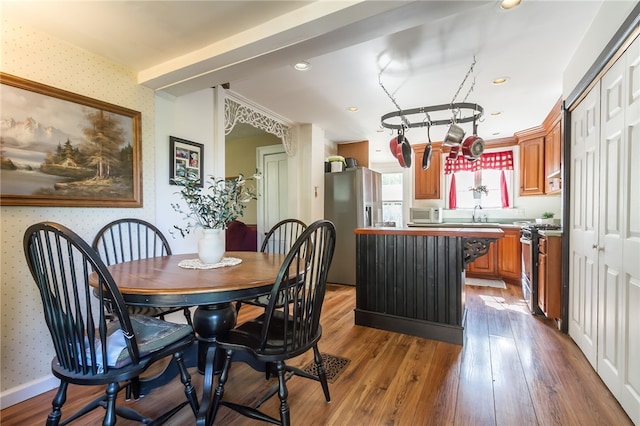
(406, 222), (523, 229)
(538, 229), (563, 237)
(356, 226), (504, 239)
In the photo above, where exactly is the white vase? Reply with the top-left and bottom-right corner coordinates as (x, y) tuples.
(198, 228), (225, 264)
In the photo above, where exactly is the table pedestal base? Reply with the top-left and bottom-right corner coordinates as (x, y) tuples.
(192, 302), (237, 425)
(193, 303), (237, 373)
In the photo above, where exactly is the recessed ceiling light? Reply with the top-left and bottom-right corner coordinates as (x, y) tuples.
(492, 77), (509, 85)
(293, 61), (311, 71)
(347, 106), (358, 112)
(500, 0), (521, 10)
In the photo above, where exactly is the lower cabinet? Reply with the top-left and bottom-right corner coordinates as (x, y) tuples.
(496, 227), (522, 282)
(466, 242), (497, 277)
(537, 235), (561, 319)
(466, 226), (521, 283)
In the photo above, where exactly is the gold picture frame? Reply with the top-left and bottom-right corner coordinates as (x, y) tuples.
(0, 73), (142, 207)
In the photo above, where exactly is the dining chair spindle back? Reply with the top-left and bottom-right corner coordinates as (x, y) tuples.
(211, 219), (336, 426)
(23, 222), (199, 426)
(92, 218), (192, 326)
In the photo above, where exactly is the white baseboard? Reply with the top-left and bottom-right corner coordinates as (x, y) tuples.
(0, 375), (59, 410)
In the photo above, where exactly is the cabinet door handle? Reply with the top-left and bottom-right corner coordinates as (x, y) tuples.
(592, 244), (604, 251)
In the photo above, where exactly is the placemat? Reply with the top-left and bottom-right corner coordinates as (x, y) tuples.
(178, 257), (242, 270)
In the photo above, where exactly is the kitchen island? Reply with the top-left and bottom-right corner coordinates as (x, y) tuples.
(354, 227), (504, 345)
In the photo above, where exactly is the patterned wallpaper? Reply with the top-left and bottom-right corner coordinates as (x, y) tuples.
(1, 20), (156, 395)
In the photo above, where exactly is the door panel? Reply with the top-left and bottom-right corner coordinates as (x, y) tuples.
(257, 146), (288, 248)
(569, 82), (600, 367)
(597, 36), (640, 423)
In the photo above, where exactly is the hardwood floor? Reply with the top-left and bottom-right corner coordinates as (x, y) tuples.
(1, 283), (631, 425)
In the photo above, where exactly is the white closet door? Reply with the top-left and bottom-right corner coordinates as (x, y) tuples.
(599, 34), (640, 424)
(569, 83), (601, 367)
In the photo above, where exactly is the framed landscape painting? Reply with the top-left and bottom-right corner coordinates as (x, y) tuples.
(0, 73), (142, 207)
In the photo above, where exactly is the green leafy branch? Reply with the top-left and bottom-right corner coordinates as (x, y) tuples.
(171, 173), (258, 237)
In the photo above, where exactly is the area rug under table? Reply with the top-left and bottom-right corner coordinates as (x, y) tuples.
(465, 277), (507, 289)
(302, 353), (350, 383)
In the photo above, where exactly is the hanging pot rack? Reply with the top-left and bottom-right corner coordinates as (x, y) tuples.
(379, 56), (483, 131)
(380, 102), (484, 131)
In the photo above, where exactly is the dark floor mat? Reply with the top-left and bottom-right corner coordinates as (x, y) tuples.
(302, 353), (350, 383)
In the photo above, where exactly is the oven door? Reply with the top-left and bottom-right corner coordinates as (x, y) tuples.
(520, 236), (534, 311)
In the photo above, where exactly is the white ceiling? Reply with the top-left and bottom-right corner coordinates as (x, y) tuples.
(2, 1), (612, 163)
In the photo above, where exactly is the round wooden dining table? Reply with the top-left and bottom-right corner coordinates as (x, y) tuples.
(93, 251), (286, 426)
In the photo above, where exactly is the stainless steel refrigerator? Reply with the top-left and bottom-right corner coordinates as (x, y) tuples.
(324, 167), (382, 285)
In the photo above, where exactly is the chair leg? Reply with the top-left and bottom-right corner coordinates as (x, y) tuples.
(183, 308), (193, 326)
(211, 349), (234, 422)
(103, 382), (119, 426)
(276, 361), (291, 426)
(313, 346), (331, 402)
(46, 381), (68, 426)
(175, 350), (199, 415)
(125, 377), (141, 400)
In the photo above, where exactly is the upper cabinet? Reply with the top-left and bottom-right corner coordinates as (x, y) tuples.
(519, 135), (546, 195)
(413, 143), (441, 199)
(517, 98), (563, 196)
(545, 119), (562, 194)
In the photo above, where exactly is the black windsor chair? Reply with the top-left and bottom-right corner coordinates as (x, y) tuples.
(210, 219), (336, 426)
(23, 222), (199, 426)
(236, 218), (307, 312)
(92, 218), (192, 326)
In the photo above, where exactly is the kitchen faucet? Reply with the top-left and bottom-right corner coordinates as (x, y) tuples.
(472, 205), (482, 223)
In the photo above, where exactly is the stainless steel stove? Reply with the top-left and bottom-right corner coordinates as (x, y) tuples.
(520, 223), (562, 314)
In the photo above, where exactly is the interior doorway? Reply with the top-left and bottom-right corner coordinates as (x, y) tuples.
(256, 144), (288, 248)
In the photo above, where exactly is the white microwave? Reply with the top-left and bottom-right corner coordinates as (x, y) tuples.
(410, 208), (443, 224)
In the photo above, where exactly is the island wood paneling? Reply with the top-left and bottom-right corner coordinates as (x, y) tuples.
(355, 233), (466, 344)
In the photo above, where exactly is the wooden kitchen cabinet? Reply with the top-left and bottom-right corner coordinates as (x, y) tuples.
(538, 235), (561, 318)
(466, 242), (497, 277)
(519, 136), (546, 196)
(466, 226), (521, 283)
(497, 227), (522, 283)
(413, 144), (441, 199)
(545, 120), (562, 194)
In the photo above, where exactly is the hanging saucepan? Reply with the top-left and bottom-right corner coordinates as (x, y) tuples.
(389, 135), (400, 157)
(461, 116), (484, 161)
(462, 135), (485, 160)
(422, 121), (433, 170)
(396, 129), (412, 168)
(443, 122), (465, 147)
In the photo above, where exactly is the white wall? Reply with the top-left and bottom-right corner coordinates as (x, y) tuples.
(563, 1), (639, 100)
(0, 21), (156, 407)
(154, 89), (216, 255)
(297, 123), (326, 224)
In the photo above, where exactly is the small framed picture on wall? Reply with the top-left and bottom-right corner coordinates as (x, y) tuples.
(169, 136), (203, 186)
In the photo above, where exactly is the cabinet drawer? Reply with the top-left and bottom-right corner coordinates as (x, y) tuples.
(538, 237), (547, 254)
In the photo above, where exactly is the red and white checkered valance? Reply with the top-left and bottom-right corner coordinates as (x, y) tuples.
(444, 150), (514, 174)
